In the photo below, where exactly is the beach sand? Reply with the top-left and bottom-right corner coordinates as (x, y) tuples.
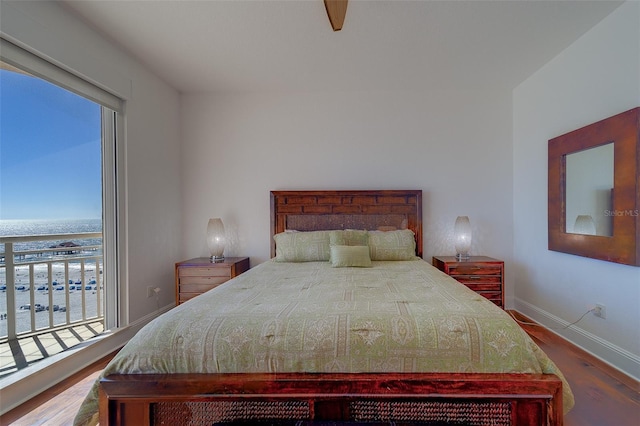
(0, 261), (103, 337)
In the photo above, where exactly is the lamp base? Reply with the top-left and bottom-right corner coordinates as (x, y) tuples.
(455, 253), (470, 261)
(210, 255), (225, 263)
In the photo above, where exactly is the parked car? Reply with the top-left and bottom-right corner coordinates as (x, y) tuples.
(20, 304), (46, 312)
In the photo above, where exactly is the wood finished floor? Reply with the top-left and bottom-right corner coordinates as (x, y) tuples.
(2, 313), (638, 426)
(512, 312), (640, 426)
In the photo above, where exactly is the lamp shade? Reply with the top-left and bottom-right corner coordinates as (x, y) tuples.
(206, 218), (225, 261)
(574, 215), (596, 235)
(454, 216), (472, 260)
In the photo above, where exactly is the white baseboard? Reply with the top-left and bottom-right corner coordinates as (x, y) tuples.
(0, 302), (175, 415)
(514, 298), (640, 382)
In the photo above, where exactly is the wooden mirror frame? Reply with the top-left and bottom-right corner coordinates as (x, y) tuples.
(548, 107), (639, 266)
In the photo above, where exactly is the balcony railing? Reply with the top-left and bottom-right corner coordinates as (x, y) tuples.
(0, 233), (104, 372)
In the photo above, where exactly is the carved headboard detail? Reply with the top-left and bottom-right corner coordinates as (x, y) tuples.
(270, 190), (423, 258)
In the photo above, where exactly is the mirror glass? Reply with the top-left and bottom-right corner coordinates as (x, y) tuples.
(548, 107), (639, 266)
(565, 143), (614, 236)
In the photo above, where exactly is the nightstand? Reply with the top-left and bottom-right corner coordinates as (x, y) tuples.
(432, 256), (504, 309)
(175, 257), (250, 304)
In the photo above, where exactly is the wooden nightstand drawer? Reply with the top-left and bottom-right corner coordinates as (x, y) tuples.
(481, 292), (503, 306)
(180, 278), (230, 292)
(461, 282), (501, 292)
(179, 276), (231, 286)
(178, 267), (232, 278)
(179, 292), (202, 303)
(175, 257), (250, 305)
(452, 275), (502, 285)
(448, 265), (502, 276)
(432, 256), (504, 309)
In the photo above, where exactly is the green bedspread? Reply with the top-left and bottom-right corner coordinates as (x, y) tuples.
(74, 259), (574, 425)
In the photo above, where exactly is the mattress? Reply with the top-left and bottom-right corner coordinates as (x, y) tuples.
(74, 258), (574, 425)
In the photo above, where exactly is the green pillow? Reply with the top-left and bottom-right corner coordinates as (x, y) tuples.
(368, 229), (416, 260)
(273, 231), (331, 262)
(329, 229), (369, 246)
(330, 245), (372, 267)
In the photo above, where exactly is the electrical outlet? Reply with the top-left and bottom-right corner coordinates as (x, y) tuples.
(593, 304), (606, 319)
(147, 286), (154, 298)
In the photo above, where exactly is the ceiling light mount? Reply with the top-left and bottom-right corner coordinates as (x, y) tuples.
(324, 0), (348, 31)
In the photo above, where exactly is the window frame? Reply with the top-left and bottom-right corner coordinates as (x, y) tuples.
(1, 37), (127, 330)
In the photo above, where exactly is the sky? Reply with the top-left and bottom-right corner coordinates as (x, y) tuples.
(0, 68), (102, 220)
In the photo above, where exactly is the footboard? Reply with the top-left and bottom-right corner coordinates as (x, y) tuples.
(99, 372), (563, 426)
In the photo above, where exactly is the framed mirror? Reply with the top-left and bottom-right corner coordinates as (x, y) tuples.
(548, 107), (639, 266)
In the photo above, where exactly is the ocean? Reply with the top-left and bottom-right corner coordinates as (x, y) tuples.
(0, 218), (102, 251)
(0, 218), (104, 338)
(0, 218), (102, 236)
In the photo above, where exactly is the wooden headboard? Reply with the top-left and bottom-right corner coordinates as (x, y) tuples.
(270, 190), (423, 258)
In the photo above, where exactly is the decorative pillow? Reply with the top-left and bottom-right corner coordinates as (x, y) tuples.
(330, 245), (372, 268)
(329, 229), (369, 246)
(273, 230), (331, 262)
(368, 229), (416, 260)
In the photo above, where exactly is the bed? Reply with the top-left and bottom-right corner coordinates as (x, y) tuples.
(74, 190), (573, 426)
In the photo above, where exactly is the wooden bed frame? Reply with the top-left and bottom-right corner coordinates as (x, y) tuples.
(270, 190), (423, 258)
(99, 190), (564, 426)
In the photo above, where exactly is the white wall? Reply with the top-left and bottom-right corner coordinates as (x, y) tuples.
(5, 0), (636, 411)
(0, 0), (182, 412)
(513, 1), (640, 379)
(181, 89), (515, 290)
(0, 0), (182, 331)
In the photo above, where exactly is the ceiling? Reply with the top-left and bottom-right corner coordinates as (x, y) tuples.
(61, 0), (622, 94)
